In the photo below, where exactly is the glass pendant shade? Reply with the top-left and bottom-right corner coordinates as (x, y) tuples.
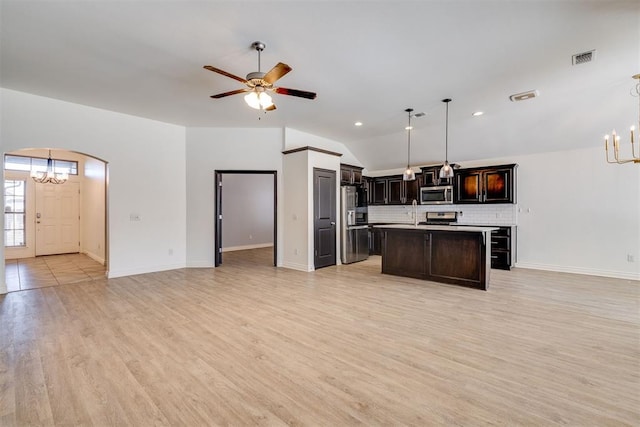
(244, 91), (273, 110)
(403, 167), (415, 181)
(439, 161), (454, 179)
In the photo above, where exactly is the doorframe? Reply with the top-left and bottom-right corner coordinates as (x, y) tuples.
(2, 148), (109, 277)
(313, 167), (337, 269)
(214, 170), (277, 267)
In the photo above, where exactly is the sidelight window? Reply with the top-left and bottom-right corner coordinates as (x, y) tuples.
(4, 180), (26, 247)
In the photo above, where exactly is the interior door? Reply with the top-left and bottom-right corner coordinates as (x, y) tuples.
(35, 182), (80, 256)
(314, 168), (336, 269)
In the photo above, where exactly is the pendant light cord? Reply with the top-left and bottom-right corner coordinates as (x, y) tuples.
(445, 100), (449, 162)
(407, 110), (412, 166)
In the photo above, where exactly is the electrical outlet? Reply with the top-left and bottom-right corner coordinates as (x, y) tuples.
(168, 248), (173, 256)
(249, 234), (253, 240)
(294, 248), (298, 255)
(627, 254), (635, 263)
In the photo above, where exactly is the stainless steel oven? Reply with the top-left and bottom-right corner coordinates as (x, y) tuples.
(419, 185), (453, 205)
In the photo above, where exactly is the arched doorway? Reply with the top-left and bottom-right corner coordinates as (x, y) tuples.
(2, 148), (108, 292)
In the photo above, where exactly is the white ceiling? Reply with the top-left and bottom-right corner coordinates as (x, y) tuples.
(1, 1), (638, 171)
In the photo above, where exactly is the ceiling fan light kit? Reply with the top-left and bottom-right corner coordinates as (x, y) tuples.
(439, 98), (456, 179)
(204, 41), (316, 112)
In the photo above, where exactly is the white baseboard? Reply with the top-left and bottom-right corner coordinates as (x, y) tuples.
(281, 261), (313, 272)
(83, 250), (105, 265)
(222, 243), (274, 252)
(108, 262), (186, 279)
(515, 262), (640, 281)
(186, 260), (215, 268)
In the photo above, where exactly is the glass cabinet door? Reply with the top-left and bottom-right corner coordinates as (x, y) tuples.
(484, 168), (512, 202)
(455, 171), (482, 203)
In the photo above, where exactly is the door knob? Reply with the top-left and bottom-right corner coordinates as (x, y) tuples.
(330, 221), (336, 226)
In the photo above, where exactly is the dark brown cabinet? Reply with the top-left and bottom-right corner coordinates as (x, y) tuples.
(421, 165), (453, 187)
(340, 164), (363, 185)
(454, 164), (517, 204)
(380, 227), (491, 290)
(490, 226), (516, 270)
(367, 175), (422, 205)
(368, 226), (384, 255)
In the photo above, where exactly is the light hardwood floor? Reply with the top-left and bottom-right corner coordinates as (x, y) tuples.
(1, 248), (638, 426)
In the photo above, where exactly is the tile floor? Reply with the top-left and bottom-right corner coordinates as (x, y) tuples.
(5, 253), (106, 292)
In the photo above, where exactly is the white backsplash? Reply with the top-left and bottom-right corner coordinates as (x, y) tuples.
(369, 204), (517, 226)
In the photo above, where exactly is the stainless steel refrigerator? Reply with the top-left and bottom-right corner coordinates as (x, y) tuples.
(340, 186), (369, 264)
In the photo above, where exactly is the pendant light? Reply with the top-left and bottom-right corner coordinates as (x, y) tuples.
(403, 108), (416, 181)
(439, 98), (455, 179)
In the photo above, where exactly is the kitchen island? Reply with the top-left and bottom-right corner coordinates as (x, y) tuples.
(374, 224), (497, 290)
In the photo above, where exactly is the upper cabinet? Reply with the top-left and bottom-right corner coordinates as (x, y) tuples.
(340, 164), (363, 185)
(367, 174), (422, 205)
(454, 164), (517, 204)
(421, 165), (455, 187)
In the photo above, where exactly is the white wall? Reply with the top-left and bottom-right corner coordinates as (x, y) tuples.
(1, 89), (187, 278)
(185, 127), (284, 267)
(221, 173), (274, 250)
(511, 147), (639, 280)
(285, 128), (362, 167)
(83, 155), (106, 263)
(282, 150), (310, 271)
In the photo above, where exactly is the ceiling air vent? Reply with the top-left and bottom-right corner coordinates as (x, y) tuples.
(509, 90), (539, 102)
(572, 50), (595, 65)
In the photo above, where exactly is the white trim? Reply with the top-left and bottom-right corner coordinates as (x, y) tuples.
(83, 250), (105, 265)
(186, 261), (215, 268)
(281, 261), (314, 272)
(107, 263), (185, 279)
(515, 262), (640, 281)
(222, 243), (274, 253)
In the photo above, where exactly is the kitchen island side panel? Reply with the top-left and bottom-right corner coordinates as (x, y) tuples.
(378, 225), (492, 290)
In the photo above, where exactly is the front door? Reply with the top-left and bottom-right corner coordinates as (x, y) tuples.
(313, 168), (336, 269)
(35, 182), (80, 256)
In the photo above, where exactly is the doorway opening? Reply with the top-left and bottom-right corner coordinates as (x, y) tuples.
(214, 170), (277, 268)
(3, 148), (109, 292)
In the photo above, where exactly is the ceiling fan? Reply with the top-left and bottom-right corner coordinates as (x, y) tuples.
(204, 41), (317, 111)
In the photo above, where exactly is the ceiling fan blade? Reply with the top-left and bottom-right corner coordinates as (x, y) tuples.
(263, 62), (292, 84)
(274, 87), (317, 100)
(210, 88), (249, 99)
(265, 104), (277, 111)
(203, 65), (247, 84)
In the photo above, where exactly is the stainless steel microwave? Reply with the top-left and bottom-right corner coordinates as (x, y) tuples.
(419, 185), (453, 205)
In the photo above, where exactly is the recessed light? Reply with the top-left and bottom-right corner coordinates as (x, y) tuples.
(405, 126), (413, 130)
(472, 111), (484, 116)
(354, 121), (363, 126)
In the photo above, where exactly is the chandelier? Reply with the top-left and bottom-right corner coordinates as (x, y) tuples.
(605, 74), (639, 164)
(31, 150), (68, 184)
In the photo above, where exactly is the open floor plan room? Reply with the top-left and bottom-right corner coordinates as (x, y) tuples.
(1, 248), (638, 426)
